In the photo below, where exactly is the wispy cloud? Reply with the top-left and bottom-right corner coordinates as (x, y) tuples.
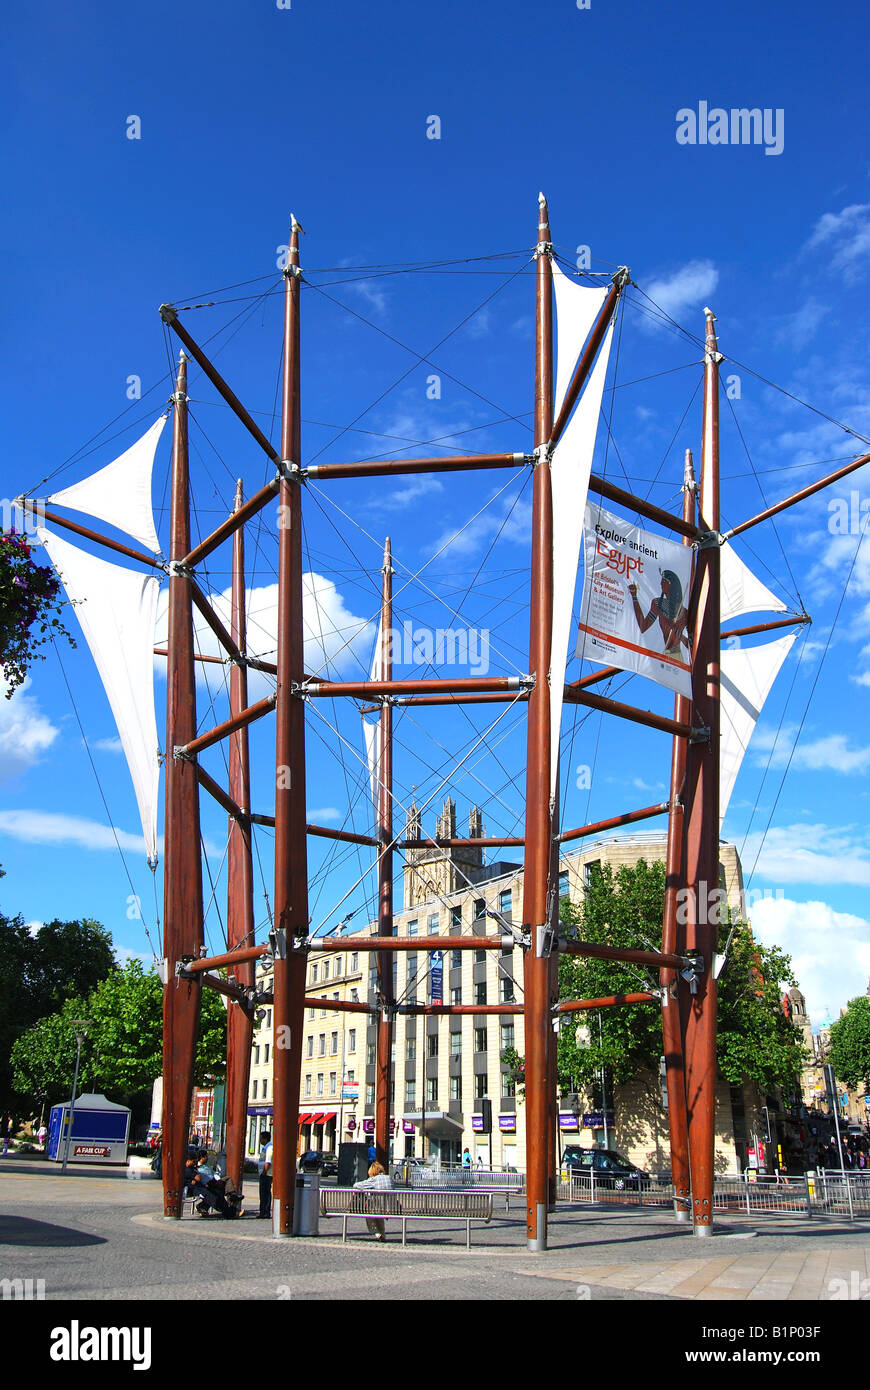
(0, 675), (59, 783)
(0, 810), (147, 854)
(307, 806), (341, 822)
(90, 736), (123, 754)
(752, 724), (870, 775)
(741, 821), (870, 886)
(750, 894), (870, 1027)
(431, 496), (531, 558)
(804, 203), (870, 282)
(640, 260), (719, 330)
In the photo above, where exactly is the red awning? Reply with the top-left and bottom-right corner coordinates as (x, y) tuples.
(319, 1112), (337, 1123)
(299, 1113), (320, 1125)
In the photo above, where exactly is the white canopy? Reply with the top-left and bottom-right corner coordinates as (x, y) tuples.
(48, 416), (166, 556)
(38, 526), (161, 864)
(719, 631), (796, 827)
(720, 541), (786, 624)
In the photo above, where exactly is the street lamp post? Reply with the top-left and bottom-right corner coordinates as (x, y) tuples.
(61, 1020), (91, 1176)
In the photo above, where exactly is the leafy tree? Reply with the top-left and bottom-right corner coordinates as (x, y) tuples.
(0, 528), (74, 696)
(828, 996), (870, 1090)
(0, 913), (116, 1124)
(11, 961), (228, 1112)
(502, 859), (807, 1099)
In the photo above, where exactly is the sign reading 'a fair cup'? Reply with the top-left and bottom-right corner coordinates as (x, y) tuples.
(576, 503), (694, 697)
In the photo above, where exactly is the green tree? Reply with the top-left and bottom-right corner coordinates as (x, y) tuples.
(502, 859), (807, 1099)
(828, 996), (870, 1090)
(12, 961), (228, 1112)
(0, 528), (74, 696)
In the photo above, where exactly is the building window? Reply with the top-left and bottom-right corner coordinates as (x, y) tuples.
(406, 1037), (416, 1062)
(348, 1029), (356, 1054)
(351, 952), (359, 971)
(450, 1033), (462, 1057)
(498, 888), (512, 916)
(499, 977), (515, 1003)
(451, 986), (462, 1007)
(558, 868), (570, 898)
(253, 1079), (258, 1099)
(405, 1079), (416, 1110)
(308, 1008), (315, 1021)
(473, 898), (486, 922)
(407, 919), (418, 937)
(317, 1074), (324, 1097)
(346, 1069), (355, 1084)
(331, 1032), (338, 1054)
(369, 966), (378, 995)
(428, 912), (439, 934)
(262, 1079), (268, 1099)
(367, 1042), (376, 1066)
(427, 1034), (438, 1058)
(474, 1027), (488, 1054)
(450, 904), (462, 930)
(311, 963), (318, 984)
(335, 956), (342, 976)
(475, 982), (487, 1006)
(475, 1074), (487, 1099)
(306, 1036), (314, 1058)
(407, 954), (418, 1005)
(305, 1075), (312, 1097)
(426, 1077), (438, 1105)
(350, 988), (359, 1003)
(503, 1075), (516, 1098)
(475, 946), (486, 964)
(264, 1043), (270, 1064)
(318, 1034), (326, 1056)
(366, 1083), (375, 1106)
(451, 949), (462, 969)
(584, 860), (600, 888)
(329, 1073), (337, 1094)
(254, 1045), (260, 1065)
(500, 1023), (515, 1052)
(450, 1076), (461, 1102)
(320, 1008), (327, 1019)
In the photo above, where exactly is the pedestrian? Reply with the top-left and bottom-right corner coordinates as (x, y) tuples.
(37, 1123), (47, 1148)
(257, 1130), (273, 1220)
(367, 1140), (377, 1164)
(461, 1146), (471, 1184)
(352, 1160), (393, 1241)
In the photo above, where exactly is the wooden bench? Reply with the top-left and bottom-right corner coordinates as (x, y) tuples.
(320, 1187), (494, 1249)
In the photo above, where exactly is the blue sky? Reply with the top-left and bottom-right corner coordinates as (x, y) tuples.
(2, 0), (870, 1027)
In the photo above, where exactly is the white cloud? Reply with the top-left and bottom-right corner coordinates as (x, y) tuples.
(641, 261), (719, 329)
(752, 724), (870, 775)
(0, 675), (59, 783)
(307, 806), (341, 822)
(431, 496), (532, 558)
(376, 476), (444, 511)
(114, 945), (156, 967)
(749, 895), (870, 1028)
(805, 204), (870, 282)
(774, 298), (830, 350)
(91, 736), (123, 754)
(155, 574), (375, 693)
(0, 810), (147, 854)
(741, 822), (870, 887)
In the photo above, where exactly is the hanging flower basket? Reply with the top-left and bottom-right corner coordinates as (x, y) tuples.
(0, 530), (75, 696)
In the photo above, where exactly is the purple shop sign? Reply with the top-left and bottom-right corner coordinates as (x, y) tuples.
(498, 1115), (516, 1133)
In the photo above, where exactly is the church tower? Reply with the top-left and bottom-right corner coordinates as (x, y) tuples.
(403, 799), (485, 908)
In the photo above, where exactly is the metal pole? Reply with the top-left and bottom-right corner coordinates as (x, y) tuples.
(599, 1012), (609, 1152)
(162, 352), (205, 1219)
(272, 218), (310, 1237)
(60, 1025), (87, 1175)
(660, 448), (695, 1222)
(225, 480), (256, 1197)
(375, 539), (395, 1169)
(680, 309), (722, 1237)
(522, 193), (555, 1252)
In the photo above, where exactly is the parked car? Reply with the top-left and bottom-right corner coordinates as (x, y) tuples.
(297, 1149), (338, 1177)
(562, 1146), (650, 1191)
(392, 1156), (436, 1185)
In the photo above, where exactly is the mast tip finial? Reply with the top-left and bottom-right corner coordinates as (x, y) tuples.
(538, 191), (547, 207)
(290, 212), (305, 234)
(704, 306), (716, 319)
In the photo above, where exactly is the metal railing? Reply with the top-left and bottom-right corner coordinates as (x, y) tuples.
(557, 1168), (870, 1221)
(404, 1166), (524, 1193)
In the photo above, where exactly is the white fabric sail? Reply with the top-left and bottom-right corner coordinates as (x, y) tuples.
(549, 320), (615, 799)
(720, 541), (786, 624)
(719, 631), (796, 827)
(38, 526), (162, 864)
(48, 416), (166, 556)
(552, 260), (608, 415)
(362, 618), (383, 817)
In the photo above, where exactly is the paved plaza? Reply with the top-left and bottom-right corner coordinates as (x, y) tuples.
(1, 1158), (869, 1305)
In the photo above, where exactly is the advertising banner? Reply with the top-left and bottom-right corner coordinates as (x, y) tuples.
(576, 502), (693, 696)
(430, 950), (443, 1006)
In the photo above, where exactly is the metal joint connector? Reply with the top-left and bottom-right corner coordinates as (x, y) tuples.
(534, 241), (554, 258)
(283, 264), (303, 279)
(268, 927), (288, 961)
(166, 560), (194, 578)
(680, 949), (706, 995)
(159, 304), (178, 324)
(519, 673), (536, 691)
(536, 924), (558, 958)
(169, 390), (188, 405)
(706, 350), (725, 365)
(277, 458), (302, 482)
(175, 956), (196, 980)
(612, 266), (631, 289)
(516, 924), (533, 952)
(695, 530), (723, 550)
(173, 744), (194, 762)
(688, 725), (711, 745)
(532, 442), (552, 468)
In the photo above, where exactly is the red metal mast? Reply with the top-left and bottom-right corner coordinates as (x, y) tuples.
(680, 310), (723, 1235)
(521, 194), (555, 1252)
(271, 216), (310, 1236)
(161, 352), (204, 1218)
(375, 538), (395, 1168)
(225, 480), (256, 1196)
(660, 448), (696, 1221)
